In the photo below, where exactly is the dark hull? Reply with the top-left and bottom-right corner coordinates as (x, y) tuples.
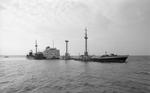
(46, 57), (60, 60)
(91, 56), (128, 63)
(26, 55), (59, 60)
(26, 55), (46, 60)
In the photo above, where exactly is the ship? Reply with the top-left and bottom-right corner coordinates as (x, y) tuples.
(26, 41), (60, 60)
(91, 53), (128, 63)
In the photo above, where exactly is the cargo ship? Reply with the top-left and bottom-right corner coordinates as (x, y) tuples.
(26, 41), (60, 60)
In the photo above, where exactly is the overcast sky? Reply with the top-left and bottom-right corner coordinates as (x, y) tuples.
(0, 0), (150, 55)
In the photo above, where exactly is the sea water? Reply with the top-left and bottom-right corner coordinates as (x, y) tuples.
(0, 56), (150, 93)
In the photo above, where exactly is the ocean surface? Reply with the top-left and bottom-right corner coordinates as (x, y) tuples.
(0, 56), (150, 93)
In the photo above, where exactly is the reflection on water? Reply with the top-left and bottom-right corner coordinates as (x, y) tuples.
(0, 56), (150, 93)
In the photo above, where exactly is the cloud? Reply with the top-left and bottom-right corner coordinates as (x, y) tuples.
(0, 0), (150, 55)
(112, 0), (150, 24)
(0, 4), (5, 11)
(9, 0), (113, 27)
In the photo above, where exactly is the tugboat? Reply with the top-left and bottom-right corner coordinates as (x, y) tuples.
(91, 53), (128, 63)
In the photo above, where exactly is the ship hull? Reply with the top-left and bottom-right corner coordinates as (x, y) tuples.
(91, 56), (128, 63)
(26, 52), (46, 60)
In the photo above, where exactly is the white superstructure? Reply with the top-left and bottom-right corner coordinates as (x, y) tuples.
(43, 46), (60, 59)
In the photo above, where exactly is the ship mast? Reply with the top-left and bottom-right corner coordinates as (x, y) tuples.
(83, 27), (90, 61)
(84, 27), (88, 56)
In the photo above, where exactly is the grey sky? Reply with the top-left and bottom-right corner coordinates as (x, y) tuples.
(0, 0), (150, 55)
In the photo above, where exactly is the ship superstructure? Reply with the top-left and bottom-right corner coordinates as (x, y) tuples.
(43, 46), (60, 59)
